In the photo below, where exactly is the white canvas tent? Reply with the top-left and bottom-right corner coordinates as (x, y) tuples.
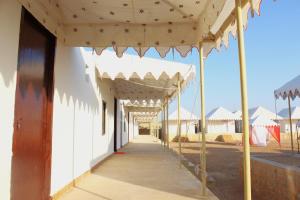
(166, 107), (198, 139)
(274, 75), (300, 100)
(278, 107), (300, 133)
(249, 115), (279, 147)
(206, 107), (239, 133)
(274, 75), (300, 153)
(233, 110), (242, 119)
(248, 106), (281, 120)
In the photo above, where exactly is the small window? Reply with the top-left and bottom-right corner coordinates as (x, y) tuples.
(102, 101), (106, 135)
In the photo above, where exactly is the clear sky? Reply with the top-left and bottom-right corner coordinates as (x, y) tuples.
(106, 0), (300, 117)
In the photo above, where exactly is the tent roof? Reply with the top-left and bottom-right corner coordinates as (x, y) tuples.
(206, 107), (238, 120)
(248, 106), (281, 120)
(20, 0), (263, 58)
(233, 110), (242, 119)
(274, 75), (300, 100)
(169, 107), (198, 121)
(278, 107), (300, 120)
(82, 49), (196, 102)
(250, 115), (278, 126)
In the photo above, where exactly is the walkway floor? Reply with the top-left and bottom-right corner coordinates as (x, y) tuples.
(59, 135), (218, 200)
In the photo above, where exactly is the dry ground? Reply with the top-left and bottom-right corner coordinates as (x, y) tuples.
(170, 136), (299, 200)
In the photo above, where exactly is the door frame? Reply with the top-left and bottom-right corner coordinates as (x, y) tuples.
(12, 8), (56, 200)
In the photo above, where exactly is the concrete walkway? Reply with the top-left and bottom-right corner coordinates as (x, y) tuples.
(59, 135), (218, 200)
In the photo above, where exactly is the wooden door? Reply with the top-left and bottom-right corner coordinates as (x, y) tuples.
(114, 98), (117, 152)
(11, 8), (56, 200)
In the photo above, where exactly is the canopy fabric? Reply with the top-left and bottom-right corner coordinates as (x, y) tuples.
(248, 106), (281, 120)
(93, 50), (196, 101)
(96, 51), (195, 81)
(18, 0), (263, 58)
(274, 75), (300, 100)
(278, 107), (300, 119)
(250, 115), (278, 126)
(125, 106), (161, 113)
(206, 107), (239, 121)
(168, 107), (198, 121)
(122, 100), (161, 108)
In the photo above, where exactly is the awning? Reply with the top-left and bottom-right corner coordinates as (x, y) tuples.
(18, 0), (263, 58)
(94, 50), (196, 102)
(274, 75), (300, 100)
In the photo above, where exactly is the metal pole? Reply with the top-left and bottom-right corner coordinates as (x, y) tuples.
(166, 97), (170, 149)
(177, 73), (182, 167)
(288, 96), (294, 152)
(235, 0), (251, 199)
(199, 44), (207, 196)
(163, 104), (166, 149)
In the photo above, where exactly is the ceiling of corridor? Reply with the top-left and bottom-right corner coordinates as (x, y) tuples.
(18, 0), (263, 57)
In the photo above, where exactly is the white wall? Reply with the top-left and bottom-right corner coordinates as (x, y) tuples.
(0, 1), (21, 199)
(51, 45), (120, 194)
(0, 1), (130, 198)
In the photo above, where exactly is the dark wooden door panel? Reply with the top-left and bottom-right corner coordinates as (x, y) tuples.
(114, 98), (117, 152)
(11, 8), (56, 200)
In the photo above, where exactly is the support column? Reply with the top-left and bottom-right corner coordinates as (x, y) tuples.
(166, 97), (170, 149)
(235, 0), (251, 199)
(199, 43), (207, 196)
(163, 104), (166, 149)
(288, 96), (294, 152)
(177, 73), (182, 167)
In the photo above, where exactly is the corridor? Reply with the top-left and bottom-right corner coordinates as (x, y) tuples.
(59, 135), (218, 200)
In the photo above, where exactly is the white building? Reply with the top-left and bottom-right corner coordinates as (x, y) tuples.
(278, 107), (300, 133)
(206, 107), (238, 134)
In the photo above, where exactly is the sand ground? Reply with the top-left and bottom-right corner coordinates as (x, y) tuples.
(170, 136), (299, 200)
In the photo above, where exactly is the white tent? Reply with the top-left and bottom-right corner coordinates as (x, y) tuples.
(279, 107), (300, 119)
(274, 75), (300, 152)
(233, 110), (242, 119)
(249, 115), (279, 147)
(167, 107), (198, 137)
(278, 107), (300, 133)
(274, 75), (300, 100)
(206, 107), (239, 133)
(248, 106), (281, 120)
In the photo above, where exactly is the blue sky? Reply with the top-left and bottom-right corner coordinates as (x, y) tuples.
(105, 0), (300, 116)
